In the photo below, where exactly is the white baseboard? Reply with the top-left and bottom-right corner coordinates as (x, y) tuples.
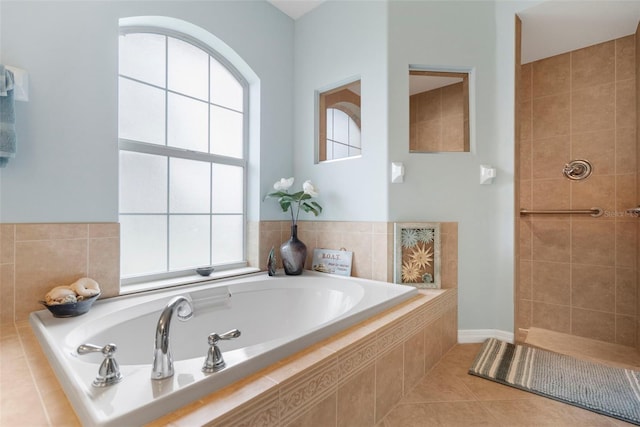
(458, 329), (514, 344)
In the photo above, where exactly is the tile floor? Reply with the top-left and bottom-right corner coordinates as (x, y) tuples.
(378, 344), (635, 426)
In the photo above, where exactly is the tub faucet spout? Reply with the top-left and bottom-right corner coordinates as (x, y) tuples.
(151, 295), (193, 380)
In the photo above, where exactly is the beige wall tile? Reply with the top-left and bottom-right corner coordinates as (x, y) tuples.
(531, 221), (570, 263)
(531, 179), (570, 210)
(423, 320), (443, 373)
(531, 136), (570, 180)
(571, 264), (615, 312)
(616, 221), (637, 268)
(375, 345), (403, 423)
(570, 175), (615, 216)
(532, 94), (570, 139)
(520, 63), (532, 102)
(416, 119), (441, 152)
(88, 237), (120, 298)
(518, 260), (532, 300)
(615, 314), (636, 347)
(337, 363), (375, 427)
(531, 301), (570, 333)
(571, 130), (615, 176)
(616, 174), (637, 216)
(285, 393), (337, 427)
(519, 180), (531, 209)
(615, 35), (635, 81)
(0, 264), (15, 324)
(403, 329), (425, 395)
(16, 223), (87, 241)
(571, 83), (615, 134)
(571, 308), (615, 343)
(415, 90), (441, 123)
(519, 220), (532, 260)
(519, 100), (532, 142)
(441, 82), (463, 118)
(15, 239), (88, 321)
(616, 78), (636, 129)
(519, 141), (532, 187)
(616, 267), (637, 316)
(0, 224), (15, 264)
(616, 127), (637, 175)
(516, 299), (532, 330)
(441, 114), (465, 152)
(532, 53), (570, 97)
(531, 261), (570, 305)
(88, 223), (119, 238)
(571, 220), (615, 266)
(571, 40), (615, 90)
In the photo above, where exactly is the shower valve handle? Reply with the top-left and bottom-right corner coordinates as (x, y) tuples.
(202, 329), (241, 373)
(77, 342), (123, 387)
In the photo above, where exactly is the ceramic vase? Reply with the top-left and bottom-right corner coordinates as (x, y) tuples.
(280, 225), (307, 275)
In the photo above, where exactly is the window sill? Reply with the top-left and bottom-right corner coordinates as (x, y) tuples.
(120, 267), (261, 296)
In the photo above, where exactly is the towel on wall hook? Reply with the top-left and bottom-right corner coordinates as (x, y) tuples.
(0, 65), (16, 167)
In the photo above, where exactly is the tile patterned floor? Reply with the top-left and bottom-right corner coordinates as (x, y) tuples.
(378, 344), (635, 426)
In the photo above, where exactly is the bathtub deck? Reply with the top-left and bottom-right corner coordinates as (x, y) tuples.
(1, 287), (457, 426)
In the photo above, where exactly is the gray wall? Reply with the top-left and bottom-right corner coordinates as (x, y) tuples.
(387, 1), (512, 332)
(0, 0), (294, 223)
(292, 1), (389, 222)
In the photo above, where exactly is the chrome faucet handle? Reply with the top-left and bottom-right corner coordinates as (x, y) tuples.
(77, 343), (123, 387)
(202, 329), (241, 373)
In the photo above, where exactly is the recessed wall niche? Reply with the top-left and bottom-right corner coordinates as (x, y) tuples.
(409, 70), (470, 152)
(317, 79), (361, 162)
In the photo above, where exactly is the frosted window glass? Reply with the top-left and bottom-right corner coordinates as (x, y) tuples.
(333, 109), (349, 144)
(326, 139), (334, 159)
(169, 158), (210, 213)
(349, 119), (361, 148)
(210, 57), (243, 112)
(349, 146), (362, 156)
(169, 215), (210, 269)
(333, 142), (348, 159)
(119, 33), (165, 87)
(168, 38), (208, 100)
(210, 106), (243, 158)
(212, 215), (243, 264)
(119, 77), (165, 145)
(326, 109), (334, 139)
(120, 215), (167, 276)
(212, 164), (243, 213)
(167, 93), (208, 152)
(120, 151), (167, 213)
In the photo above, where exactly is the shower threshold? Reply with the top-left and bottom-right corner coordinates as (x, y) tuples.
(523, 327), (640, 370)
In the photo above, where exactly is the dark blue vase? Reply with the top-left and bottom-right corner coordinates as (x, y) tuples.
(280, 225), (307, 275)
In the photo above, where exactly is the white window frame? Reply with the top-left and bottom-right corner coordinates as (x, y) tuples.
(118, 27), (249, 286)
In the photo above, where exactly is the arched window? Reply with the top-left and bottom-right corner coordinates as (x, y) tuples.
(325, 107), (361, 160)
(118, 28), (247, 284)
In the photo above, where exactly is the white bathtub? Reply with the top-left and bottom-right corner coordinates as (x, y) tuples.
(30, 272), (418, 427)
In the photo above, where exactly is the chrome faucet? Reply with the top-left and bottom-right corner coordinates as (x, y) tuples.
(151, 295), (193, 380)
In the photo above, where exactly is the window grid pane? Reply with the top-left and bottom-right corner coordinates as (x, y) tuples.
(325, 108), (361, 161)
(119, 30), (246, 280)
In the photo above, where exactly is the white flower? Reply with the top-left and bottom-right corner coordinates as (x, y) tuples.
(303, 180), (319, 197)
(273, 177), (294, 191)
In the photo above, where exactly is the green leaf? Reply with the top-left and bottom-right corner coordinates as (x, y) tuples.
(310, 201), (323, 213)
(279, 200), (291, 212)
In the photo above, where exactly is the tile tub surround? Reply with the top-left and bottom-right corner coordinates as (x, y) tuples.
(149, 288), (458, 426)
(1, 220), (456, 325)
(0, 223), (120, 323)
(1, 289), (457, 426)
(255, 221), (458, 287)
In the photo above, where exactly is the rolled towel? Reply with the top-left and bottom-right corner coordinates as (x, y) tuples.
(0, 65), (16, 167)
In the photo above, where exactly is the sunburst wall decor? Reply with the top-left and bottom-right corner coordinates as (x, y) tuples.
(394, 222), (441, 288)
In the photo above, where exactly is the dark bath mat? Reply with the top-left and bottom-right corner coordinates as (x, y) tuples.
(469, 338), (640, 425)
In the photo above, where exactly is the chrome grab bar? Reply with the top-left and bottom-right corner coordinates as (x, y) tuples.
(519, 207), (603, 218)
